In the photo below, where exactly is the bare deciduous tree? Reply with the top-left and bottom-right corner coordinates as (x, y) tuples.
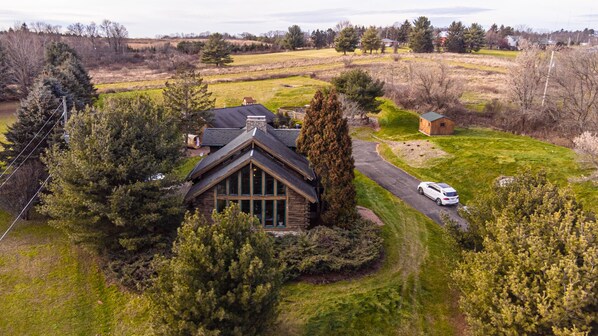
(339, 93), (366, 119)
(573, 132), (598, 177)
(85, 22), (100, 49)
(0, 27), (44, 97)
(0, 160), (46, 219)
(100, 19), (128, 53)
(67, 22), (85, 36)
(552, 49), (598, 133)
(406, 61), (463, 112)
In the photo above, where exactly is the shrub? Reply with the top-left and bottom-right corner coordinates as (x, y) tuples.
(276, 219), (383, 281)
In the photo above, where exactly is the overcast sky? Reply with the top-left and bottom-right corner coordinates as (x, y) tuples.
(2, 0), (597, 37)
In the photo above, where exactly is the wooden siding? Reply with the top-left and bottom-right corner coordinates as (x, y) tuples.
(419, 117), (455, 136)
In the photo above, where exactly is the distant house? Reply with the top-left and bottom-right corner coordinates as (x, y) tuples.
(185, 115), (318, 231)
(436, 31), (449, 47)
(504, 35), (521, 50)
(242, 97), (256, 105)
(419, 112), (454, 136)
(381, 38), (397, 47)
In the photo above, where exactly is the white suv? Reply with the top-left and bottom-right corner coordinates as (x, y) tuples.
(417, 182), (459, 206)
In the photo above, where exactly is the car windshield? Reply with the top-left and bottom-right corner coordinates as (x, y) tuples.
(444, 191), (458, 197)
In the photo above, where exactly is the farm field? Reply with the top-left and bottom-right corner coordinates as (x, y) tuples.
(0, 101), (18, 143)
(353, 100), (598, 211)
(0, 172), (461, 335)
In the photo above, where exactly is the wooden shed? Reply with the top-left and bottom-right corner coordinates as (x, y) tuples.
(419, 112), (454, 136)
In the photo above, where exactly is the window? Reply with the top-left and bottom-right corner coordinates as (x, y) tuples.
(229, 172), (238, 195)
(276, 200), (286, 227)
(276, 181), (286, 196)
(241, 200), (251, 213)
(440, 122), (446, 127)
(253, 200), (263, 223)
(213, 164), (287, 228)
(216, 180), (226, 195)
(264, 200), (274, 227)
(241, 166), (250, 196)
(265, 173), (275, 195)
(216, 199), (227, 213)
(253, 166), (262, 195)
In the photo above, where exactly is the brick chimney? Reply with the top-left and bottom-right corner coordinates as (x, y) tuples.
(246, 115), (267, 133)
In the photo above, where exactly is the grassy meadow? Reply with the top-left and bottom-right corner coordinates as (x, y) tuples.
(354, 99), (597, 211)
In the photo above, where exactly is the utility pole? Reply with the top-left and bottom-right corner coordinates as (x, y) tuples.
(62, 96), (69, 143)
(541, 50), (555, 107)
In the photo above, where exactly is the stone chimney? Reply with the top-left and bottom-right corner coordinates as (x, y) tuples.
(246, 115), (267, 133)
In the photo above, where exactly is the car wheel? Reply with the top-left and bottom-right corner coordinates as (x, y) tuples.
(418, 188), (424, 195)
(436, 198), (442, 206)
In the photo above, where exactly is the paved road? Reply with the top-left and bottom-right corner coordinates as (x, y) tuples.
(353, 139), (466, 227)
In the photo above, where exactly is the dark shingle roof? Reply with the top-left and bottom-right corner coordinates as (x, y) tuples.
(210, 104), (276, 128)
(184, 149), (317, 203)
(267, 125), (300, 147)
(420, 112), (450, 122)
(188, 128), (314, 181)
(202, 128), (244, 147)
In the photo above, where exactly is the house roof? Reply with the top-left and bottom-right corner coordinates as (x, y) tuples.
(184, 149), (318, 203)
(202, 125), (300, 148)
(202, 128), (244, 147)
(209, 104), (276, 128)
(420, 112), (450, 122)
(188, 127), (314, 181)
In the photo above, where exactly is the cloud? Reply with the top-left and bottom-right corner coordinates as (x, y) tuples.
(361, 6), (492, 16)
(267, 8), (350, 24)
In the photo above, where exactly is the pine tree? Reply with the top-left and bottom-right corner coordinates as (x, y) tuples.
(454, 171), (598, 335)
(162, 66), (215, 147)
(0, 76), (68, 166)
(201, 33), (233, 67)
(44, 41), (96, 109)
(331, 69), (385, 113)
(409, 16), (434, 53)
(360, 27), (382, 54)
(0, 42), (10, 100)
(150, 206), (281, 336)
(465, 23), (486, 53)
(334, 27), (359, 55)
(40, 95), (183, 252)
(284, 25), (305, 50)
(397, 20), (412, 45)
(298, 89), (357, 227)
(445, 21), (466, 53)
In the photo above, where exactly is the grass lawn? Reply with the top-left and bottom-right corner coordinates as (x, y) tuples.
(474, 49), (519, 58)
(100, 76), (329, 111)
(0, 211), (151, 335)
(269, 172), (462, 335)
(0, 101), (18, 144)
(359, 100), (597, 210)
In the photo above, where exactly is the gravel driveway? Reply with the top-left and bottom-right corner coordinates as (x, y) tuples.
(353, 139), (467, 227)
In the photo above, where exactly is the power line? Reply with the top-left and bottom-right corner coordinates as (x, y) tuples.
(0, 113), (63, 190)
(0, 101), (63, 182)
(0, 175), (51, 243)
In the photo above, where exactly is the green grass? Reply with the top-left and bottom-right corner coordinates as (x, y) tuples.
(0, 211), (151, 335)
(269, 172), (462, 335)
(174, 155), (203, 179)
(474, 49), (519, 58)
(0, 101), (18, 144)
(367, 100), (597, 210)
(100, 76), (329, 111)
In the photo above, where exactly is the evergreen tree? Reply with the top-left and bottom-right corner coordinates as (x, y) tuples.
(0, 42), (10, 101)
(162, 66), (215, 147)
(0, 76), (69, 166)
(44, 41), (96, 109)
(331, 69), (385, 113)
(298, 90), (357, 227)
(334, 27), (359, 55)
(311, 29), (327, 49)
(445, 21), (466, 53)
(397, 20), (412, 45)
(454, 171), (598, 335)
(284, 25), (305, 50)
(40, 95), (183, 252)
(150, 206), (281, 336)
(465, 23), (486, 52)
(409, 16), (434, 53)
(360, 27), (382, 54)
(201, 33), (233, 67)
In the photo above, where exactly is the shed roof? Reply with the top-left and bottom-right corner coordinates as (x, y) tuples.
(420, 112), (450, 122)
(209, 104), (276, 128)
(184, 149), (318, 203)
